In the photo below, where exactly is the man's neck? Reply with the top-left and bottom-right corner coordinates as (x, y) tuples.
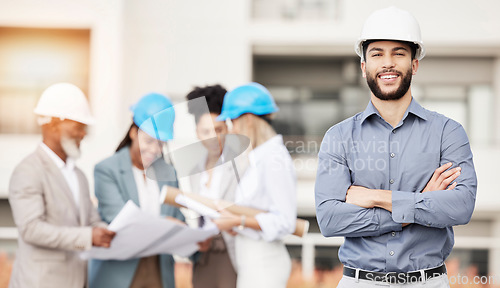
(42, 139), (67, 163)
(370, 93), (412, 128)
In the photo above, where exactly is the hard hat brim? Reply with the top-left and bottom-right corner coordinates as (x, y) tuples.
(136, 107), (175, 141)
(355, 38), (425, 62)
(33, 109), (95, 125)
(216, 106), (279, 121)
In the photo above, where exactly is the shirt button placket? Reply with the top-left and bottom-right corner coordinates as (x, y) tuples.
(386, 129), (398, 271)
(388, 128), (398, 188)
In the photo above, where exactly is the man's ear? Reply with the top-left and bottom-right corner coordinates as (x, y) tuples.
(48, 118), (61, 132)
(412, 59), (419, 75)
(361, 61), (367, 78)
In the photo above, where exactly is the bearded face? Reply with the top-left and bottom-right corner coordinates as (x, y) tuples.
(57, 119), (86, 160)
(362, 41), (417, 101)
(60, 133), (81, 159)
(366, 67), (413, 101)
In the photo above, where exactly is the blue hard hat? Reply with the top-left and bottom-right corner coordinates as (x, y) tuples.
(130, 93), (175, 141)
(216, 82), (279, 121)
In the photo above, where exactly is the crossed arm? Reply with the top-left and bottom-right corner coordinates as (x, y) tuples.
(315, 121), (477, 237)
(346, 162), (461, 226)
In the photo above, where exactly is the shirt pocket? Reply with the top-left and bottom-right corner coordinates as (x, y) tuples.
(347, 152), (387, 189)
(402, 152), (440, 192)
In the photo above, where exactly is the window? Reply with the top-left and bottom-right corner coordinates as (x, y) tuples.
(252, 0), (339, 21)
(0, 27), (90, 134)
(254, 55), (495, 155)
(254, 56), (367, 156)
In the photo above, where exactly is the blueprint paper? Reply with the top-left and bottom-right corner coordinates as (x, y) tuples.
(82, 200), (218, 260)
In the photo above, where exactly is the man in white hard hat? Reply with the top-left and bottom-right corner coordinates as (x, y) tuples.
(8, 83), (116, 288)
(315, 7), (476, 288)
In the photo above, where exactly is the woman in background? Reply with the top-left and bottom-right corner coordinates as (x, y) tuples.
(213, 83), (297, 288)
(88, 93), (184, 288)
(186, 84), (238, 288)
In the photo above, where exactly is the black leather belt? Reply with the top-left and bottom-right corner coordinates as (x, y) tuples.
(343, 264), (446, 284)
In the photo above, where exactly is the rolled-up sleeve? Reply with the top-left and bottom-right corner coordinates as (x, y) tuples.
(315, 126), (402, 237)
(255, 153), (297, 242)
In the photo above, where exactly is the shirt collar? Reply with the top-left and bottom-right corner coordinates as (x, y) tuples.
(360, 97), (428, 125)
(360, 101), (380, 124)
(405, 98), (428, 121)
(40, 143), (75, 170)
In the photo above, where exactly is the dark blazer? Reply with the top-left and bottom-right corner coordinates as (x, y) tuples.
(88, 146), (184, 288)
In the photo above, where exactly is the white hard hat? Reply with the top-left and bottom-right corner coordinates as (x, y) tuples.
(355, 7), (425, 62)
(34, 83), (95, 125)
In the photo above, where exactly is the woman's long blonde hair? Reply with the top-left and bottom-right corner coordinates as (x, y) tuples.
(235, 113), (276, 149)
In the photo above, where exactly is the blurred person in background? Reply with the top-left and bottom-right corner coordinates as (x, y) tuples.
(88, 93), (185, 288)
(185, 84), (238, 288)
(315, 7), (477, 288)
(8, 83), (115, 288)
(213, 83), (297, 288)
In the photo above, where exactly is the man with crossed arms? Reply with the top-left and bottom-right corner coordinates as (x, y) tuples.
(315, 7), (477, 288)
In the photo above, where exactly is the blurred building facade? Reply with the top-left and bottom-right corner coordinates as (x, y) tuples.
(1, 0), (500, 282)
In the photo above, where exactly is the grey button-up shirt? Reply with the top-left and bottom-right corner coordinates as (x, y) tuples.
(315, 98), (477, 273)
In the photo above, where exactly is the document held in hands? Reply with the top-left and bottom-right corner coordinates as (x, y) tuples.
(82, 200), (218, 260)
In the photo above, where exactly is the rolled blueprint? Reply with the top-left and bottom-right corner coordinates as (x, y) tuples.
(162, 186), (309, 238)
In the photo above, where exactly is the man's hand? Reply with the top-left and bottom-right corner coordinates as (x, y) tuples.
(346, 186), (392, 212)
(346, 163), (460, 228)
(422, 162), (461, 193)
(197, 237), (213, 252)
(92, 227), (116, 248)
(347, 186), (412, 229)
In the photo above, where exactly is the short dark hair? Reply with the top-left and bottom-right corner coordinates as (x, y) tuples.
(362, 39), (418, 61)
(186, 84), (227, 124)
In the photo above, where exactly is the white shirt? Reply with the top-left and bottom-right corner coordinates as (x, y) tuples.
(195, 155), (228, 228)
(198, 158), (225, 200)
(132, 166), (161, 217)
(40, 143), (80, 207)
(235, 135), (297, 242)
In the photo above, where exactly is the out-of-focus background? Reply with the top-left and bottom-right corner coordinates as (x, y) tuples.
(1, 0), (500, 287)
